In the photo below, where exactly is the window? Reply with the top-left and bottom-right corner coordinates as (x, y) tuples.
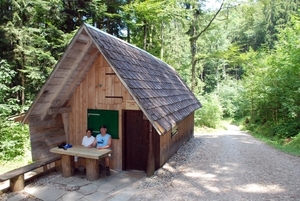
(171, 125), (178, 138)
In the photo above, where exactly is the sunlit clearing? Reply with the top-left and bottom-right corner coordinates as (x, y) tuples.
(185, 171), (216, 179)
(185, 172), (221, 193)
(205, 185), (221, 193)
(236, 184), (285, 193)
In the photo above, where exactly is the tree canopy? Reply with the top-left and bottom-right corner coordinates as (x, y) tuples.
(1, 0), (300, 144)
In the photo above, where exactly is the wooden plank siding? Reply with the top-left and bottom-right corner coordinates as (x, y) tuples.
(159, 112), (195, 167)
(29, 114), (66, 160)
(68, 54), (136, 170)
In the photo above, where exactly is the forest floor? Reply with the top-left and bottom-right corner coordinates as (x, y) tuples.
(1, 124), (300, 200)
(129, 124), (300, 200)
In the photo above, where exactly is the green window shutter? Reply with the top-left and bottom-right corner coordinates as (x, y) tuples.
(87, 109), (119, 139)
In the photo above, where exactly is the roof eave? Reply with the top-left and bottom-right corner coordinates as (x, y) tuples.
(22, 25), (87, 123)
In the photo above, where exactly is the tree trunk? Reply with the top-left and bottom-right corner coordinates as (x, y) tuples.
(143, 21), (147, 50)
(160, 21), (164, 60)
(21, 52), (25, 106)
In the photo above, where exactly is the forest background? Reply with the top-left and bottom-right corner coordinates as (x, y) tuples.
(0, 0), (300, 171)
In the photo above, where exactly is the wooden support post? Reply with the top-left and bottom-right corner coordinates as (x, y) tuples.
(86, 158), (99, 181)
(147, 124), (155, 177)
(10, 174), (24, 192)
(61, 155), (74, 177)
(55, 159), (62, 172)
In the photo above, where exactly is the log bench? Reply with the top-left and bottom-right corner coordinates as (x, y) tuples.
(0, 156), (61, 192)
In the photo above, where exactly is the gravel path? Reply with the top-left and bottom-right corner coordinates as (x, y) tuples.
(130, 125), (300, 201)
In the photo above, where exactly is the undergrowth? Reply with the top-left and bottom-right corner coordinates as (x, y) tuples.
(241, 118), (300, 157)
(0, 119), (32, 174)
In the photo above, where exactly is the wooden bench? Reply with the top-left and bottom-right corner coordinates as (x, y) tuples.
(0, 156), (61, 192)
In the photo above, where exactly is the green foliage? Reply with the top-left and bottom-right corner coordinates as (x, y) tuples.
(271, 121), (300, 139)
(288, 132), (300, 150)
(216, 79), (244, 118)
(239, 14), (300, 141)
(245, 126), (300, 156)
(0, 60), (23, 116)
(195, 93), (223, 128)
(0, 119), (31, 162)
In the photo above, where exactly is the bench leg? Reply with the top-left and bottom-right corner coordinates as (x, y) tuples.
(10, 174), (24, 192)
(86, 158), (99, 181)
(61, 155), (74, 177)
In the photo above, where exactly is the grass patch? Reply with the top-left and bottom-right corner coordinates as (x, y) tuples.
(250, 131), (300, 157)
(0, 149), (32, 175)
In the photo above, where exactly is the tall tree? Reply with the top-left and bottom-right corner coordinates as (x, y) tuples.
(184, 0), (224, 92)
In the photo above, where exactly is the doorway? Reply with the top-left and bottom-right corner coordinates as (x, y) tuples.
(123, 110), (149, 171)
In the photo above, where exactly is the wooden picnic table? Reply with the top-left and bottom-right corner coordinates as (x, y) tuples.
(50, 145), (112, 181)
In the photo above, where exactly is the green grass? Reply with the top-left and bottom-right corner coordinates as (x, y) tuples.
(246, 129), (300, 157)
(0, 149), (32, 174)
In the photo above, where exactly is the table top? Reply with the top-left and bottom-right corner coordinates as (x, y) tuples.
(50, 145), (112, 160)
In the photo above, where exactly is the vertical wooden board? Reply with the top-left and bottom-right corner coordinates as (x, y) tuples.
(69, 92), (75, 145)
(159, 134), (164, 167)
(79, 83), (84, 143)
(122, 87), (134, 109)
(101, 54), (110, 67)
(153, 128), (160, 170)
(98, 57), (106, 104)
(68, 98), (75, 144)
(88, 61), (96, 108)
(62, 113), (69, 142)
(111, 75), (115, 104)
(99, 54), (104, 66)
(82, 74), (88, 132)
(105, 67), (113, 105)
(94, 58), (100, 105)
(74, 86), (80, 145)
(116, 106), (122, 170)
(114, 75), (122, 104)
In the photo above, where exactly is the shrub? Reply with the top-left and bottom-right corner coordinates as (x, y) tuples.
(0, 118), (31, 161)
(195, 93), (223, 128)
(288, 132), (300, 149)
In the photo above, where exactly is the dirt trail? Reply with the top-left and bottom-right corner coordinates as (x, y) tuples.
(130, 125), (300, 201)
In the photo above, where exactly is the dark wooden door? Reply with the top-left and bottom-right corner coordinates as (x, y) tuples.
(123, 110), (149, 171)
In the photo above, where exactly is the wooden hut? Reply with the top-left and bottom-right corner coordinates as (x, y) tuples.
(22, 23), (201, 175)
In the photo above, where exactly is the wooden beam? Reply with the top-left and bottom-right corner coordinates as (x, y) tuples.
(147, 123), (155, 177)
(62, 113), (69, 143)
(40, 39), (93, 121)
(48, 107), (72, 115)
(22, 25), (87, 124)
(105, 96), (123, 99)
(60, 46), (100, 106)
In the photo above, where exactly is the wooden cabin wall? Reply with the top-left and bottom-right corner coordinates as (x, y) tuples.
(159, 112), (195, 166)
(67, 54), (137, 170)
(29, 114), (66, 160)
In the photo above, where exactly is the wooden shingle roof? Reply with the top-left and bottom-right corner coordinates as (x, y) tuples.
(23, 23), (201, 135)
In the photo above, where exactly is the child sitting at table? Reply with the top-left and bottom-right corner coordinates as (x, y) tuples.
(74, 128), (95, 170)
